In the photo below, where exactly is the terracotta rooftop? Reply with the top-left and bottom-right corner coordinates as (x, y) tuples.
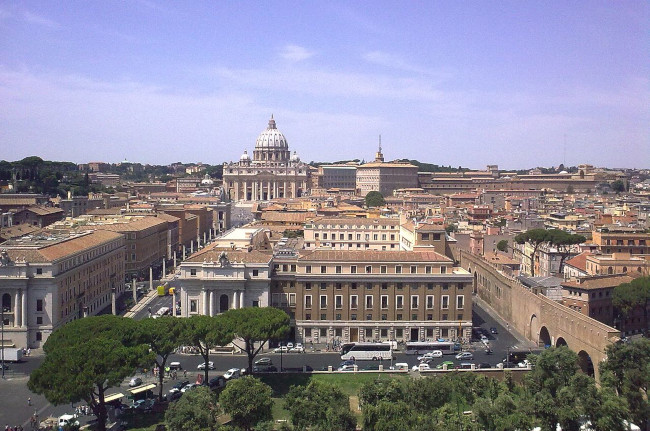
(20, 206), (64, 216)
(565, 252), (593, 272)
(561, 274), (636, 290)
(185, 248), (272, 264)
(90, 216), (168, 232)
(310, 217), (399, 226)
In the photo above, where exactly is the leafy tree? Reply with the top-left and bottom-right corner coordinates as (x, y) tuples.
(182, 315), (233, 384)
(612, 277), (650, 333)
(445, 224), (457, 234)
(601, 338), (650, 430)
(496, 239), (509, 252)
(364, 191), (385, 207)
(285, 380), (354, 431)
(28, 316), (152, 431)
(611, 180), (626, 193)
(219, 376), (273, 431)
(165, 386), (219, 431)
(514, 228), (551, 276)
(221, 307), (290, 374)
(362, 400), (417, 431)
(547, 229), (586, 274)
(137, 316), (186, 401)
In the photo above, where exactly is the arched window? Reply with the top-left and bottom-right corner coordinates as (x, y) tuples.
(1, 293), (11, 312)
(607, 267), (613, 274)
(622, 266), (627, 272)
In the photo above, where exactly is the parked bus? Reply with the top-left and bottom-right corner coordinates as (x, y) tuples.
(340, 342), (394, 361)
(404, 341), (458, 355)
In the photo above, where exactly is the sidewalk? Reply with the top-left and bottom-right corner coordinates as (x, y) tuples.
(473, 295), (537, 350)
(124, 288), (159, 319)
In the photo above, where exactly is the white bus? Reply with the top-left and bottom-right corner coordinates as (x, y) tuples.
(405, 341), (458, 355)
(340, 342), (394, 361)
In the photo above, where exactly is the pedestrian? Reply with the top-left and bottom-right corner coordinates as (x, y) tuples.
(183, 369), (187, 378)
(26, 348), (31, 356)
(27, 398), (31, 407)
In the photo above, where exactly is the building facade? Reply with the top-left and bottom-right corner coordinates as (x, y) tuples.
(355, 148), (419, 197)
(0, 230), (125, 348)
(223, 116), (310, 201)
(303, 217), (401, 250)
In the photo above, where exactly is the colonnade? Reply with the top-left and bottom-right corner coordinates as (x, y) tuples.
(203, 290), (245, 316)
(232, 179), (303, 201)
(1, 290), (28, 327)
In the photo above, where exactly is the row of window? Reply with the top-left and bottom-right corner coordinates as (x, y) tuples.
(302, 312), (464, 322)
(302, 294), (464, 310)
(302, 282), (460, 291)
(314, 232), (397, 241)
(305, 264), (447, 274)
(305, 327), (453, 339)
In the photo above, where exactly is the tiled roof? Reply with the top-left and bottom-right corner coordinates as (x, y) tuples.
(90, 216), (167, 232)
(0, 225), (42, 241)
(562, 274), (636, 290)
(185, 248), (272, 264)
(310, 217), (399, 226)
(22, 206), (64, 216)
(298, 250), (452, 263)
(565, 252), (592, 272)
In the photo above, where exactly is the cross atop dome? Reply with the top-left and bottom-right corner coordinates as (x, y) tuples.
(268, 114), (276, 130)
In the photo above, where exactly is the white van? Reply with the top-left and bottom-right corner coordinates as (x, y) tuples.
(58, 414), (79, 428)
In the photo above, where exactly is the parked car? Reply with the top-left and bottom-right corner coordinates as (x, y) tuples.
(490, 327), (498, 334)
(132, 399), (154, 412)
(167, 391), (183, 402)
(254, 357), (272, 366)
(169, 380), (190, 394)
(224, 368), (241, 380)
(273, 346), (289, 353)
(456, 362), (474, 370)
(436, 361), (455, 369)
(286, 342), (294, 349)
(417, 350), (443, 361)
(363, 364), (381, 371)
(253, 364), (278, 373)
(180, 383), (198, 393)
(209, 375), (226, 389)
(289, 345), (305, 353)
(480, 334), (489, 341)
(501, 361), (518, 369)
(390, 363), (409, 371)
(478, 363), (492, 369)
(169, 361), (182, 370)
(456, 352), (474, 360)
(197, 361), (215, 370)
(517, 359), (531, 368)
(412, 363), (432, 372)
(58, 415), (79, 428)
(337, 364), (356, 371)
(339, 359), (355, 367)
(128, 377), (143, 387)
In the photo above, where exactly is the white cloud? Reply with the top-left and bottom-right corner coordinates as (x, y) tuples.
(279, 45), (315, 62)
(23, 10), (60, 29)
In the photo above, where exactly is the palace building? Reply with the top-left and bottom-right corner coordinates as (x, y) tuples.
(223, 116), (310, 201)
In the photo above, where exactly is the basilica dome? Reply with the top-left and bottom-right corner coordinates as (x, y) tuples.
(255, 115), (288, 150)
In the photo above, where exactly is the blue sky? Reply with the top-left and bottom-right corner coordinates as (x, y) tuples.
(1, 1), (648, 169)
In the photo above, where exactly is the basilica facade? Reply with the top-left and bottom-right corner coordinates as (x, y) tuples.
(223, 116), (310, 201)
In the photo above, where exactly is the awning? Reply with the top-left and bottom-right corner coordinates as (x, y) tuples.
(104, 393), (124, 403)
(129, 383), (156, 395)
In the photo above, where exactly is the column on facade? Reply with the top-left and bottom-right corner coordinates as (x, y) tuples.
(14, 290), (20, 327)
(267, 182), (271, 200)
(209, 290), (214, 316)
(283, 181), (288, 198)
(243, 180), (248, 201)
(233, 291), (239, 309)
(234, 181), (240, 201)
(239, 291), (244, 308)
(292, 182), (296, 198)
(21, 289), (27, 328)
(203, 290), (208, 315)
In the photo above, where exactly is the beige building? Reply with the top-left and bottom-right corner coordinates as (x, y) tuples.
(303, 217), (401, 250)
(355, 147), (418, 197)
(0, 230), (125, 348)
(223, 116), (310, 201)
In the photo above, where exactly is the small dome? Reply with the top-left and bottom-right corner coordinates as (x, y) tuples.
(240, 150), (251, 161)
(559, 170), (568, 174)
(290, 151), (300, 162)
(201, 174), (214, 185)
(255, 115), (288, 150)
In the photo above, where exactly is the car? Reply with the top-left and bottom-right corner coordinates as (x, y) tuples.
(273, 346), (289, 353)
(436, 361), (455, 369)
(128, 377), (143, 387)
(295, 342), (304, 350)
(167, 391), (183, 402)
(169, 380), (190, 393)
(455, 352), (474, 360)
(339, 359), (355, 367)
(209, 375), (227, 389)
(254, 357), (273, 366)
(501, 361), (518, 369)
(180, 383), (198, 393)
(417, 350), (443, 361)
(286, 342), (294, 349)
(412, 363), (432, 372)
(58, 415), (80, 428)
(224, 368), (241, 380)
(478, 363), (492, 369)
(490, 327), (498, 334)
(389, 363), (409, 371)
(363, 364), (381, 371)
(480, 334), (489, 341)
(289, 345), (305, 353)
(253, 364), (278, 373)
(337, 364), (356, 371)
(132, 399), (154, 412)
(456, 362), (474, 370)
(419, 357), (436, 365)
(517, 359), (531, 368)
(169, 361), (182, 370)
(197, 361), (215, 370)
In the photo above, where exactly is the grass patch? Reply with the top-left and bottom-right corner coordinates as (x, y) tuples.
(114, 410), (165, 431)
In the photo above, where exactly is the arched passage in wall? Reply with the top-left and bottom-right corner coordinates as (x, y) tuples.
(529, 314), (539, 343)
(219, 294), (229, 312)
(473, 270), (478, 294)
(556, 337), (568, 348)
(577, 350), (595, 377)
(539, 326), (551, 348)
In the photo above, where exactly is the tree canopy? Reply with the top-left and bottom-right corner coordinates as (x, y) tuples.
(220, 307), (290, 374)
(612, 276), (650, 333)
(285, 380), (356, 431)
(182, 315), (233, 384)
(496, 239), (509, 252)
(364, 191), (386, 208)
(514, 228), (585, 276)
(28, 316), (152, 431)
(219, 376), (273, 431)
(165, 386), (219, 431)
